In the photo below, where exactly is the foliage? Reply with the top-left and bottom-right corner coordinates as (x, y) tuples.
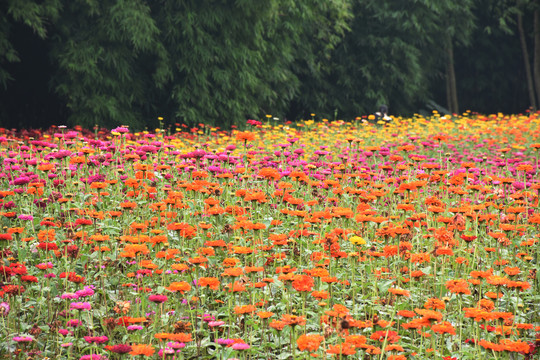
(0, 0), (536, 129)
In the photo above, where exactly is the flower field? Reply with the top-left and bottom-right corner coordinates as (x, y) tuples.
(0, 112), (539, 360)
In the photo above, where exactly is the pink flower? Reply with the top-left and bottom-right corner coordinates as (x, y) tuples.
(232, 343), (250, 350)
(70, 302), (91, 311)
(167, 342), (186, 349)
(13, 336), (33, 342)
(208, 321), (225, 327)
(66, 319), (82, 327)
(148, 294), (168, 303)
(84, 336), (108, 344)
(58, 329), (71, 336)
(61, 293), (79, 300)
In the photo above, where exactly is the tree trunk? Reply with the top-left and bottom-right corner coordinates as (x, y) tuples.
(518, 12), (537, 110)
(534, 10), (540, 107)
(446, 35), (459, 114)
(446, 61), (452, 113)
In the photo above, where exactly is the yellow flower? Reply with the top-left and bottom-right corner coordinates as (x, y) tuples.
(349, 236), (366, 245)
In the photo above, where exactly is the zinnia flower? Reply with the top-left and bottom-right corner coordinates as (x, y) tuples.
(297, 334), (324, 352)
(129, 344), (155, 356)
(70, 302), (92, 311)
(148, 294), (168, 303)
(106, 344), (132, 353)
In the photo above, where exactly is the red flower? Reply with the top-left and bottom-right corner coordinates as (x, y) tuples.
(2, 284), (25, 295)
(37, 242), (58, 251)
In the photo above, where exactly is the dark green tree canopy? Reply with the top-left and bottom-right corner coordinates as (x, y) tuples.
(0, 0), (533, 129)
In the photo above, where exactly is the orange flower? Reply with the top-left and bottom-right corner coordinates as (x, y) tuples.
(166, 222), (196, 238)
(234, 305), (256, 315)
(89, 182), (107, 189)
(258, 167), (281, 181)
(506, 280), (531, 291)
(166, 281), (191, 293)
(281, 314), (306, 327)
(503, 267), (520, 276)
(499, 339), (530, 353)
(388, 288), (410, 297)
(311, 290), (329, 299)
(344, 334), (367, 347)
(486, 275), (509, 287)
(478, 340), (505, 352)
(291, 274), (315, 292)
(414, 308), (443, 322)
(477, 299), (495, 311)
(423, 298), (445, 310)
(445, 279), (471, 295)
(129, 344), (155, 356)
(225, 281), (246, 293)
(198, 277), (220, 290)
(327, 342), (356, 356)
(397, 310), (416, 318)
(269, 319), (286, 331)
(297, 334), (324, 352)
(401, 318), (432, 330)
(170, 333), (193, 342)
(463, 307), (495, 322)
(324, 304), (350, 318)
(257, 311), (275, 319)
(236, 131), (256, 142)
(431, 321), (456, 335)
(221, 267), (243, 277)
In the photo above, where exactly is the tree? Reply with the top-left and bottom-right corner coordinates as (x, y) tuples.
(290, 0), (474, 119)
(0, 0), (61, 88)
(151, 0), (351, 127)
(50, 0), (170, 129)
(474, 0), (538, 112)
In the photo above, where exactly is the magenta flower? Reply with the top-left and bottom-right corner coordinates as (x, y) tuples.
(112, 126), (129, 133)
(13, 176), (30, 185)
(84, 335), (108, 344)
(70, 302), (91, 311)
(217, 338), (234, 346)
(79, 355), (107, 360)
(75, 286), (95, 298)
(148, 294), (168, 303)
(66, 319), (82, 327)
(13, 336), (33, 342)
(61, 293), (79, 300)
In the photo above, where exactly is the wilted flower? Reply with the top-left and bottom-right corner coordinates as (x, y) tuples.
(0, 302), (9, 316)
